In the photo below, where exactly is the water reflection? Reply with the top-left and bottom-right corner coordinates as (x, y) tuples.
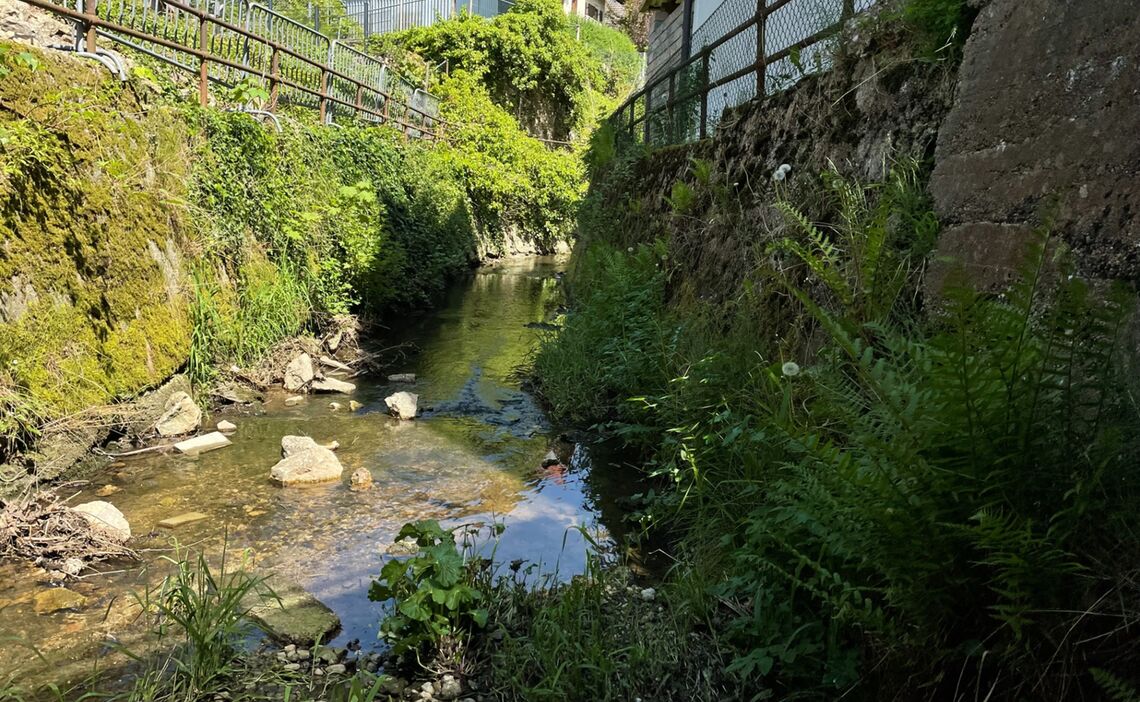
(0, 257), (641, 687)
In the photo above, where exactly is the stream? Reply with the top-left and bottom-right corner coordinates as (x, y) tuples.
(0, 256), (640, 690)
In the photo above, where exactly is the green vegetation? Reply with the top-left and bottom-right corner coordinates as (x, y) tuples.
(125, 545), (269, 700)
(901, 0), (977, 52)
(531, 156), (1140, 699)
(391, 0), (641, 139)
(368, 521), (491, 657)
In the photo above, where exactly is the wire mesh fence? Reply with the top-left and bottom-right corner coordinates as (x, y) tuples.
(341, 0), (510, 37)
(20, 0), (440, 136)
(615, 0), (877, 148)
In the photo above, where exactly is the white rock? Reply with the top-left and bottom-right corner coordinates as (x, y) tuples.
(284, 395), (304, 407)
(384, 391), (418, 420)
(281, 435), (321, 457)
(174, 432), (232, 456)
(216, 419), (237, 432)
(387, 373), (416, 383)
(283, 353), (314, 391)
(311, 378), (356, 394)
(350, 466), (372, 490)
(438, 674), (462, 700)
(154, 391), (202, 436)
(326, 663), (346, 675)
(329, 402), (343, 411)
(349, 400), (363, 411)
(639, 587), (656, 602)
(72, 501), (131, 543)
(270, 447), (344, 486)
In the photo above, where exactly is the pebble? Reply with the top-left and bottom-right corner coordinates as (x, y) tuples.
(326, 663), (346, 675)
(284, 396), (304, 407)
(639, 587), (656, 601)
(296, 649), (310, 660)
(95, 484), (120, 497)
(283, 663), (300, 671)
(284, 644), (296, 653)
(329, 402), (343, 411)
(313, 668), (324, 676)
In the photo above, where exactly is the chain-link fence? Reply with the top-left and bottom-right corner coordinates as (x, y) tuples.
(341, 0), (509, 37)
(615, 0), (877, 148)
(20, 0), (440, 135)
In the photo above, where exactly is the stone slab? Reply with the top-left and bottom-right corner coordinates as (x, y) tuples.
(174, 431), (232, 456)
(157, 512), (209, 529)
(246, 576), (341, 645)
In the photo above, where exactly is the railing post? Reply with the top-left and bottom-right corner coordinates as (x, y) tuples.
(321, 41), (333, 123)
(269, 46), (280, 110)
(755, 0), (766, 97)
(198, 14), (210, 107)
(83, 0), (97, 53)
(667, 72), (675, 143)
(699, 51), (709, 139)
(628, 97), (635, 138)
(643, 87), (651, 145)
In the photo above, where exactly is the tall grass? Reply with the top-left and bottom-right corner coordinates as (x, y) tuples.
(121, 542), (270, 701)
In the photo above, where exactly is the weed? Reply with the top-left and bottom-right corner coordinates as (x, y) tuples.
(121, 541), (271, 700)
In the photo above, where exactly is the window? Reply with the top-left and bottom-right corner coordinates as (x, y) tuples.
(586, 2), (602, 20)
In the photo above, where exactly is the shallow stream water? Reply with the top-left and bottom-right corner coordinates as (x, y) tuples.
(0, 257), (639, 689)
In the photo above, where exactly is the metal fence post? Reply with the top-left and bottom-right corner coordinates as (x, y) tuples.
(269, 46), (280, 109)
(755, 0), (766, 98)
(667, 72), (675, 143)
(699, 51), (709, 139)
(83, 0), (97, 52)
(321, 40), (334, 123)
(643, 88), (652, 145)
(198, 13), (210, 106)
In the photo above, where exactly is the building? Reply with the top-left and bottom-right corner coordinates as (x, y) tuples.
(343, 0), (613, 38)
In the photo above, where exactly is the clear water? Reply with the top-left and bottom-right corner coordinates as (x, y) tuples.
(0, 257), (639, 689)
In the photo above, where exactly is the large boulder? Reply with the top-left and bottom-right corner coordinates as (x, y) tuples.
(384, 391), (418, 420)
(71, 501), (131, 543)
(283, 353), (315, 392)
(153, 391), (202, 437)
(270, 447), (344, 486)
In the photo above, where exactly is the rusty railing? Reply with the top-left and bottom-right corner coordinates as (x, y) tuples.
(18, 0), (442, 138)
(615, 0), (877, 148)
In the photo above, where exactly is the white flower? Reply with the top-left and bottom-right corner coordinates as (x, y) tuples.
(773, 163), (792, 182)
(627, 247), (634, 253)
(782, 361), (801, 377)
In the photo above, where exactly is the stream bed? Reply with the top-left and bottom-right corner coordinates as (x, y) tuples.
(0, 257), (639, 690)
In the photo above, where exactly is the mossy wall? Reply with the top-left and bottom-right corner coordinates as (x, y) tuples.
(0, 43), (515, 452)
(0, 46), (194, 414)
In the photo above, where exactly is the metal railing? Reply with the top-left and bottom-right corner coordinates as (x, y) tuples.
(18, 0), (442, 137)
(613, 0), (876, 148)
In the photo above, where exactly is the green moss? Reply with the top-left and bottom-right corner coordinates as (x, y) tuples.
(0, 47), (194, 416)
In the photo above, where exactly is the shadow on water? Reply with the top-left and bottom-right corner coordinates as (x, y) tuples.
(0, 256), (648, 690)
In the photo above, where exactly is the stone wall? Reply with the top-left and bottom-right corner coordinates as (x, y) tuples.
(928, 0), (1140, 292)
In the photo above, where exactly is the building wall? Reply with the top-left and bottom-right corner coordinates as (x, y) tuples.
(563, 0), (605, 20)
(645, 0), (686, 83)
